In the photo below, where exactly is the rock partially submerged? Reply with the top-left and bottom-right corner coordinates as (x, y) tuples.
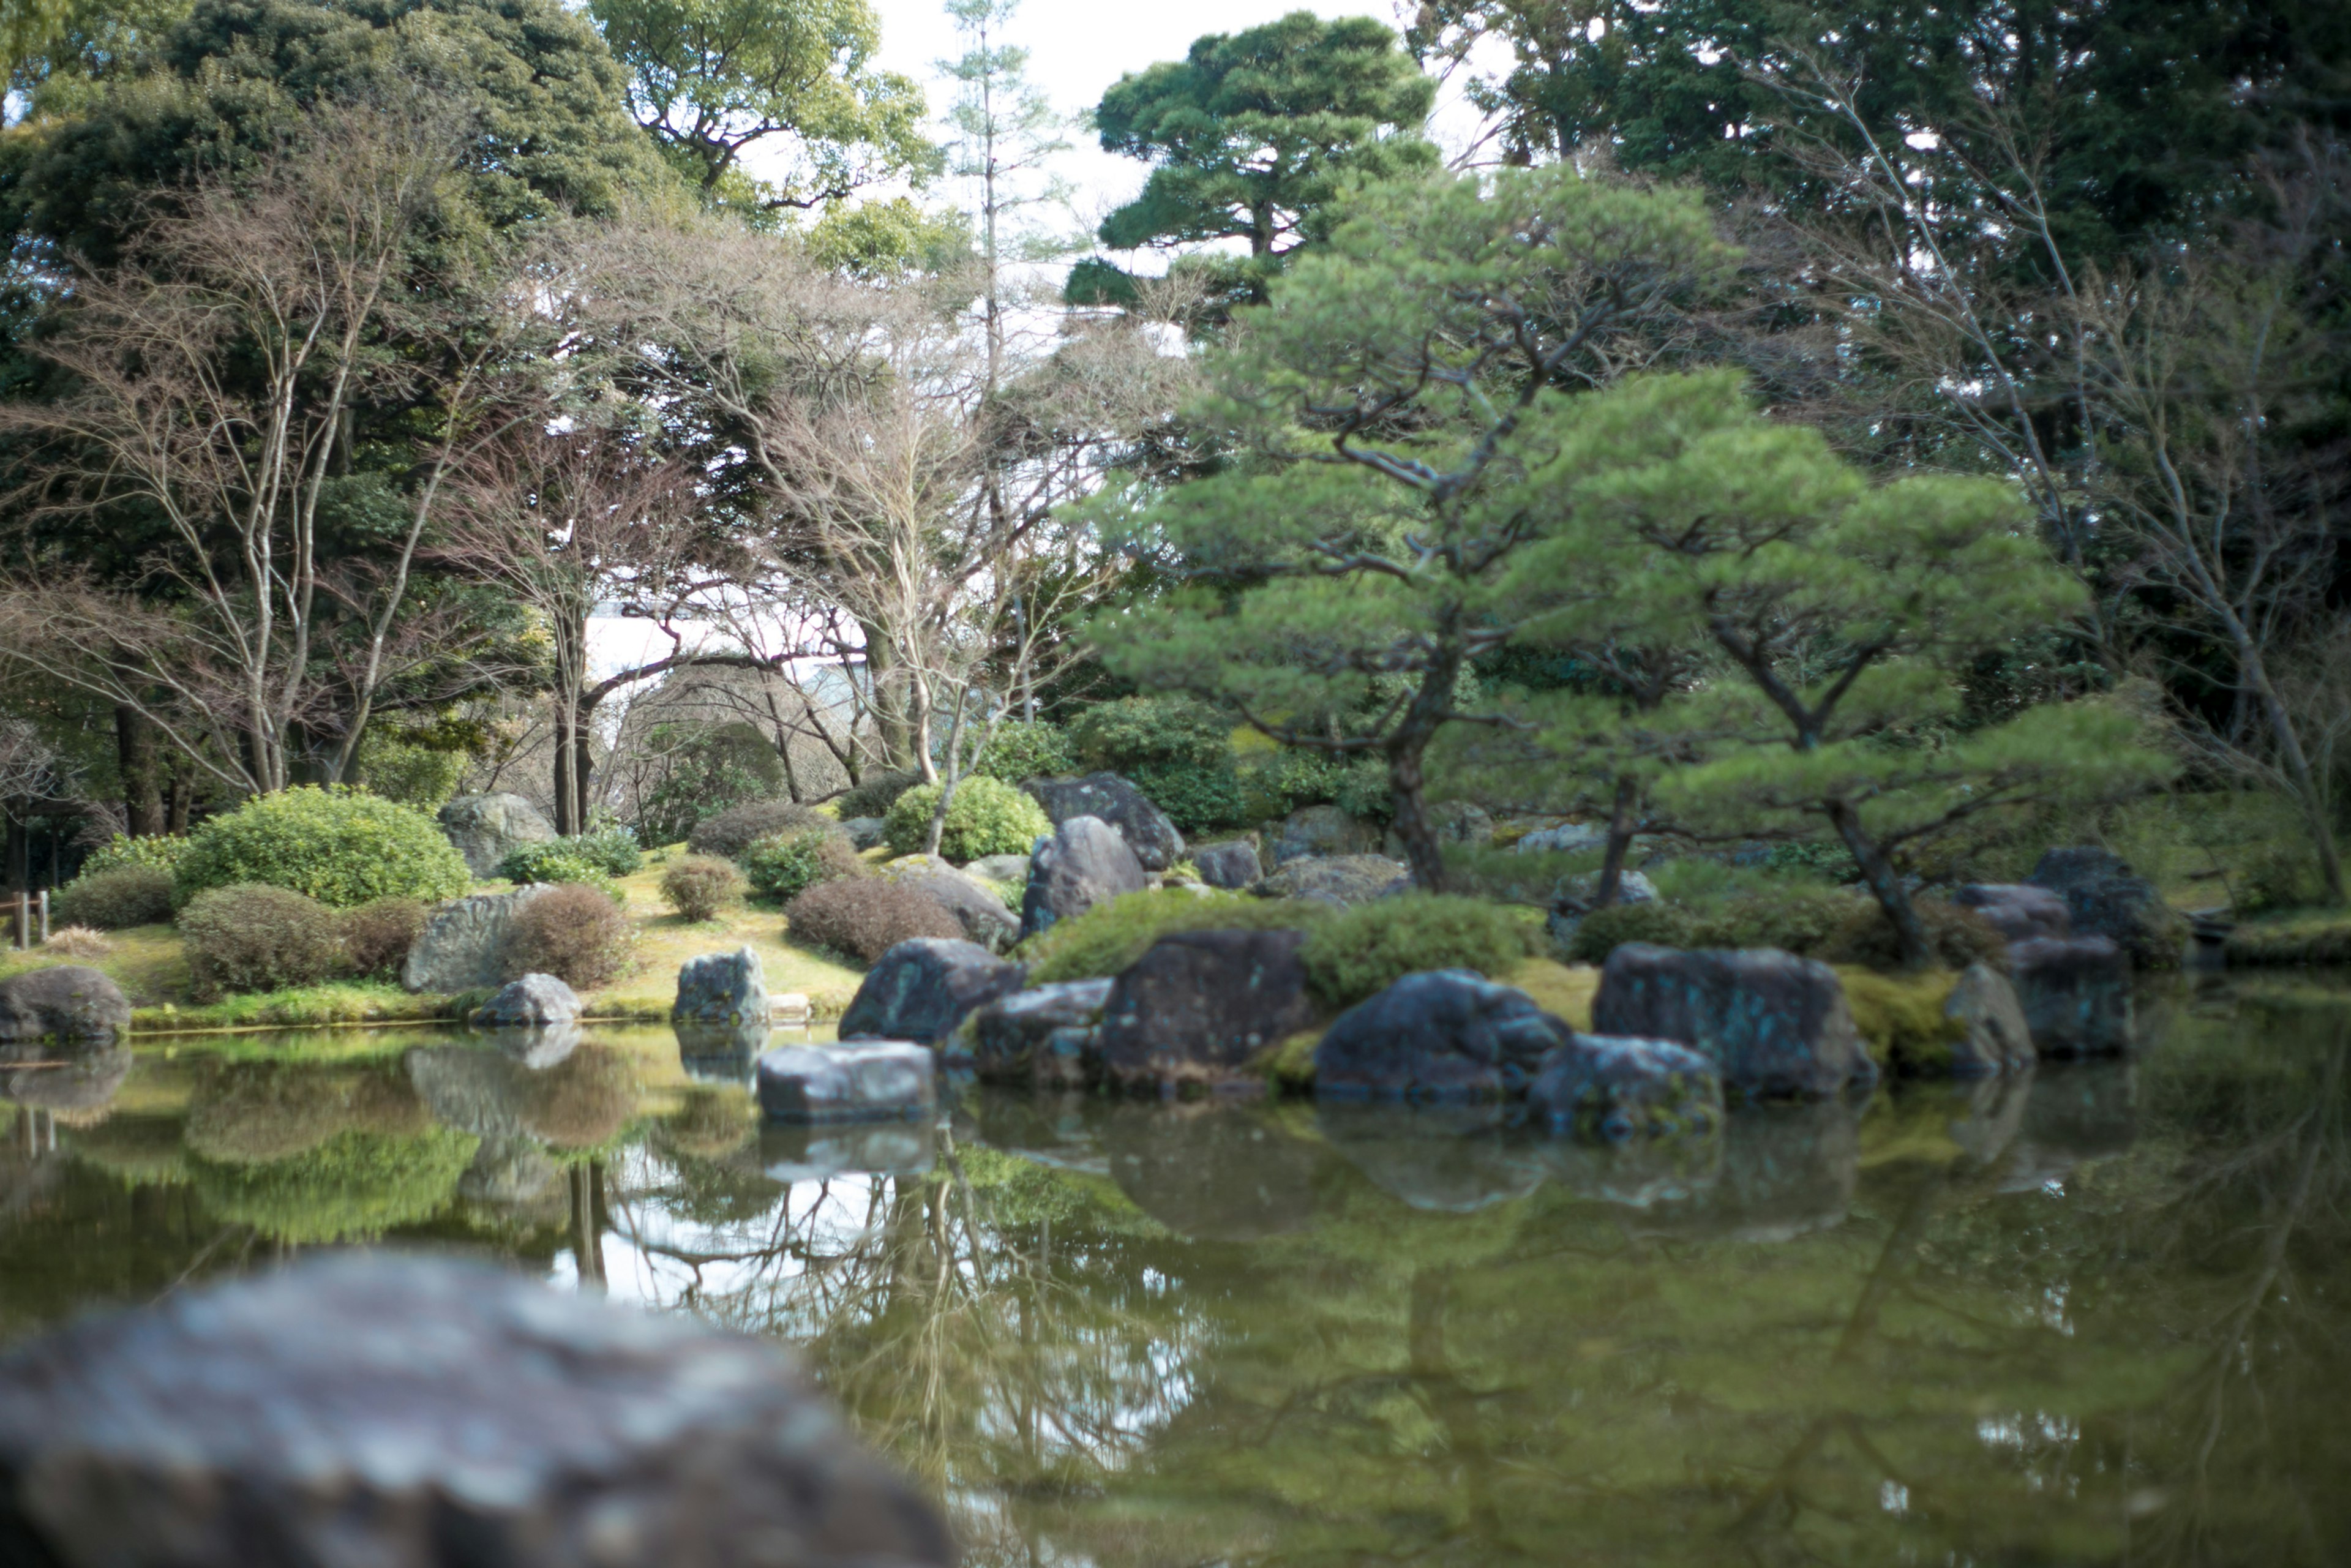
(0, 1253), (953, 1568)
(402, 885), (552, 994)
(756, 1041), (936, 1123)
(437, 791), (556, 877)
(1313, 969), (1570, 1101)
(1020, 815), (1147, 939)
(1528, 1033), (1724, 1141)
(1024, 773), (1185, 871)
(0, 965), (131, 1043)
(1095, 928), (1318, 1093)
(838, 937), (1023, 1045)
(1941, 962), (2038, 1076)
(2009, 934), (2135, 1056)
(673, 946), (770, 1027)
(471, 973), (580, 1030)
(1590, 943), (1875, 1100)
(966, 978), (1113, 1089)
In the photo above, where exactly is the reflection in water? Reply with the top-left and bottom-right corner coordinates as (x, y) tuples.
(0, 978), (2345, 1566)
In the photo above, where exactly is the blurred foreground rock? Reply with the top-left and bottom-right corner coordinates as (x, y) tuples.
(0, 1253), (955, 1568)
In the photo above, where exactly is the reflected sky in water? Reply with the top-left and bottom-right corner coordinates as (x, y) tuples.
(4, 970), (2349, 1567)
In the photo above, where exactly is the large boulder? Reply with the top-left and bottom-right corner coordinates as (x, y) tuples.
(838, 937), (1023, 1045)
(1024, 773), (1185, 872)
(436, 792), (556, 878)
(1270, 804), (1379, 865)
(1953, 882), (2073, 943)
(876, 857), (1019, 953)
(2026, 847), (2188, 968)
(471, 973), (580, 1030)
(1940, 962), (2038, 1076)
(0, 1254), (952, 1568)
(1193, 839), (1262, 890)
(965, 978), (1114, 1089)
(673, 945), (770, 1027)
(1590, 943), (1875, 1100)
(400, 884), (552, 994)
(1313, 970), (1570, 1101)
(1528, 1033), (1725, 1140)
(1253, 853), (1411, 907)
(756, 1041), (936, 1124)
(2009, 934), (2135, 1057)
(0, 965), (131, 1043)
(1095, 928), (1319, 1092)
(1019, 815), (1147, 940)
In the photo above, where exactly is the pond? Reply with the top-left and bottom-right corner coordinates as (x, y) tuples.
(4, 970), (2348, 1567)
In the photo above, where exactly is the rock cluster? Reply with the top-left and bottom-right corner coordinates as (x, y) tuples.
(1024, 773), (1185, 871)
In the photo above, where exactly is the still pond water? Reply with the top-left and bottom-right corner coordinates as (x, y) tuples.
(4, 971), (2348, 1567)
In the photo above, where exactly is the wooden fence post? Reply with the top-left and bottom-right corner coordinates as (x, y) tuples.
(36, 889), (48, 945)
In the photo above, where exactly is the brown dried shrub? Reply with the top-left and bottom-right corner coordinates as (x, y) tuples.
(659, 856), (746, 921)
(178, 883), (347, 999)
(782, 877), (961, 964)
(503, 883), (634, 990)
(341, 896), (428, 980)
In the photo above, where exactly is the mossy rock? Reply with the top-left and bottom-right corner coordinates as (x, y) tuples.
(1834, 966), (1965, 1072)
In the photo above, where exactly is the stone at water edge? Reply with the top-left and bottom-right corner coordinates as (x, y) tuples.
(673, 945), (770, 1027)
(1253, 853), (1411, 907)
(1590, 943), (1877, 1100)
(1095, 928), (1319, 1092)
(839, 937), (1024, 1045)
(1941, 962), (2038, 1076)
(1953, 883), (2074, 943)
(472, 972), (581, 1030)
(2027, 846), (2189, 968)
(757, 1041), (936, 1123)
(1193, 839), (1262, 890)
(437, 790), (557, 878)
(2009, 934), (2135, 1057)
(1020, 815), (1147, 940)
(1313, 969), (1573, 1101)
(401, 884), (553, 994)
(0, 1253), (954, 1568)
(0, 964), (131, 1043)
(965, 978), (1114, 1089)
(1024, 772), (1186, 872)
(1528, 1033), (1725, 1141)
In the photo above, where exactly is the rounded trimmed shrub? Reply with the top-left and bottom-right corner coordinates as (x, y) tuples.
(686, 798), (833, 860)
(972, 719), (1074, 781)
(782, 878), (962, 963)
(742, 828), (864, 903)
(1299, 894), (1540, 1010)
(504, 883), (634, 989)
(341, 897), (429, 981)
(660, 856), (746, 921)
(835, 768), (921, 820)
(883, 775), (1051, 860)
(174, 786), (471, 909)
(1565, 902), (1698, 964)
(178, 883), (349, 999)
(53, 865), (176, 929)
(500, 826), (640, 882)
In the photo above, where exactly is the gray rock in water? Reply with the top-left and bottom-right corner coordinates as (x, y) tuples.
(966, 978), (1114, 1089)
(1271, 803), (1379, 865)
(673, 945), (769, 1027)
(0, 1253), (953, 1568)
(839, 937), (1023, 1044)
(1024, 772), (1185, 871)
(964, 853), (1032, 885)
(1313, 970), (1571, 1101)
(1020, 815), (1147, 939)
(437, 791), (556, 878)
(674, 1019), (768, 1084)
(2026, 847), (2188, 969)
(877, 858), (1018, 953)
(1528, 1033), (1724, 1140)
(0, 965), (131, 1043)
(401, 885), (553, 994)
(757, 1041), (936, 1123)
(472, 973), (580, 1030)
(1941, 962), (2037, 1076)
(838, 815), (889, 850)
(1192, 839), (1262, 890)
(1254, 853), (1410, 907)
(1096, 928), (1318, 1092)
(2009, 934), (2135, 1056)
(1591, 943), (1875, 1101)
(1953, 882), (2073, 942)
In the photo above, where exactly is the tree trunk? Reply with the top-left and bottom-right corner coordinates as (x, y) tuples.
(572, 722), (595, 835)
(1387, 740), (1447, 893)
(1824, 798), (1932, 970)
(114, 705), (164, 838)
(2240, 643), (2347, 905)
(1595, 775), (1638, 907)
(863, 624), (913, 770)
(552, 703), (577, 838)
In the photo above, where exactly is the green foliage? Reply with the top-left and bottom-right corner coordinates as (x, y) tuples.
(78, 833), (186, 877)
(1565, 884), (1875, 965)
(782, 877), (962, 962)
(1069, 695), (1230, 771)
(339, 897), (427, 981)
(504, 883), (634, 988)
(971, 719), (1074, 782)
(188, 1127), (476, 1243)
(1130, 761), (1249, 835)
(353, 732), (466, 811)
(1299, 894), (1539, 1010)
(178, 883), (349, 999)
(1329, 756), (1395, 823)
(52, 865), (175, 929)
(175, 787), (471, 909)
(685, 797), (831, 859)
(741, 828), (863, 902)
(1564, 901), (1698, 964)
(500, 826), (641, 882)
(1238, 748), (1347, 821)
(1018, 887), (1329, 985)
(633, 722), (786, 846)
(1763, 842), (1864, 883)
(884, 776), (1051, 860)
(659, 855), (745, 921)
(1826, 900), (2011, 975)
(836, 768), (920, 819)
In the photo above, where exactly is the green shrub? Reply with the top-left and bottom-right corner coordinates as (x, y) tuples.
(1695, 885), (1870, 956)
(743, 828), (864, 902)
(884, 776), (1051, 860)
(783, 877), (962, 962)
(1565, 902), (1698, 964)
(660, 856), (746, 921)
(685, 798), (831, 860)
(78, 833), (187, 877)
(1068, 694), (1231, 771)
(1763, 841), (1863, 883)
(53, 865), (176, 929)
(500, 826), (640, 882)
(179, 883), (350, 999)
(504, 883), (634, 989)
(1018, 887), (1330, 985)
(972, 719), (1074, 781)
(836, 768), (921, 819)
(1299, 894), (1539, 1010)
(1329, 755), (1395, 823)
(1130, 759), (1249, 834)
(1825, 899), (2011, 973)
(353, 733), (466, 810)
(340, 897), (428, 980)
(497, 851), (624, 901)
(1238, 749), (1348, 821)
(175, 786), (471, 909)
(633, 721), (788, 846)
